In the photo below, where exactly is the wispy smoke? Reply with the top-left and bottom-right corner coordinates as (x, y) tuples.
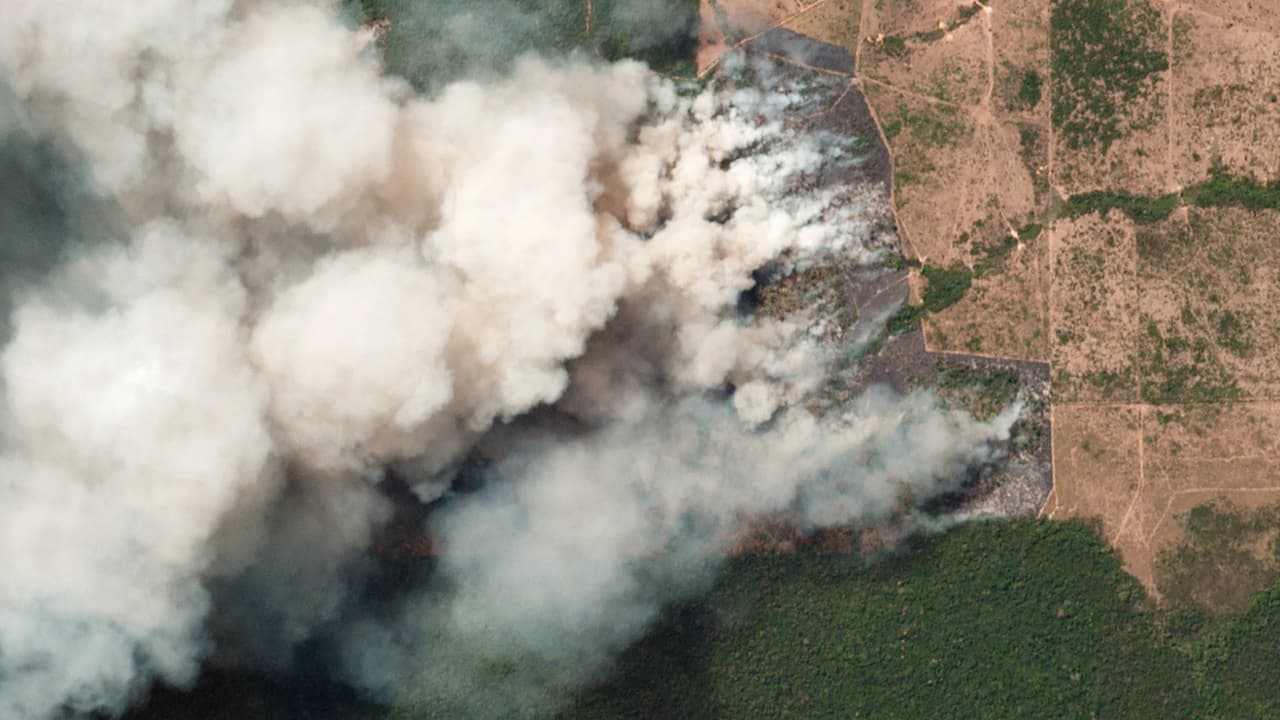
(342, 392), (1017, 716)
(0, 2), (1014, 718)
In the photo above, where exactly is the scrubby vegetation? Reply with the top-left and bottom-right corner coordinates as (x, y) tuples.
(560, 517), (1280, 719)
(1139, 314), (1242, 404)
(882, 35), (908, 59)
(1159, 502), (1280, 615)
(1050, 0), (1168, 150)
(1015, 69), (1043, 109)
(1136, 225), (1191, 262)
(935, 365), (1020, 420)
(900, 106), (966, 147)
(887, 264), (973, 334)
(886, 303), (925, 334)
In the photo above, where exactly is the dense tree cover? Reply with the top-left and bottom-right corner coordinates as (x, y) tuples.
(1184, 171), (1280, 211)
(1062, 190), (1180, 224)
(559, 519), (1280, 720)
(1064, 169), (1280, 224)
(886, 264), (973, 334)
(1049, 0), (1168, 150)
(344, 0), (700, 90)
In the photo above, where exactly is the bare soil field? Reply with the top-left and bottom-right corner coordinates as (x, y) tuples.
(1170, 8), (1280, 187)
(924, 230), (1050, 361)
(1043, 404), (1147, 580)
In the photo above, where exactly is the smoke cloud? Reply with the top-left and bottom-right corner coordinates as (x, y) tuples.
(0, 2), (1016, 718)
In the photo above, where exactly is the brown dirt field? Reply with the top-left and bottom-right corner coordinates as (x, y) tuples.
(863, 85), (979, 265)
(1049, 402), (1280, 598)
(1044, 404), (1149, 583)
(1049, 213), (1140, 403)
(990, 0), (1052, 205)
(857, 1), (1051, 359)
(860, 0), (977, 39)
(924, 229), (1050, 360)
(1178, 0), (1280, 37)
(1169, 7), (1280, 187)
(861, 10), (989, 107)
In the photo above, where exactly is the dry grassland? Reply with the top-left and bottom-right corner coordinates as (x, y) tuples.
(1170, 10), (1280, 187)
(1050, 213), (1139, 403)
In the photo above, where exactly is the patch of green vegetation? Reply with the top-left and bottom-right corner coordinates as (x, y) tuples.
(1135, 225), (1192, 262)
(892, 171), (918, 194)
(887, 264), (973, 335)
(882, 35), (908, 59)
(1083, 366), (1134, 399)
(936, 365), (1020, 420)
(885, 254), (922, 272)
(972, 224), (1042, 277)
(921, 264), (972, 312)
(1184, 169), (1280, 211)
(1050, 0), (1168, 150)
(1139, 315), (1242, 404)
(886, 304), (925, 334)
(958, 2), (982, 22)
(1066, 170), (1280, 235)
(1192, 582), (1280, 717)
(1159, 502), (1280, 615)
(883, 119), (904, 140)
(1191, 83), (1249, 111)
(1063, 190), (1179, 224)
(973, 234), (1018, 277)
(1014, 69), (1044, 109)
(1213, 309), (1252, 357)
(897, 106), (966, 147)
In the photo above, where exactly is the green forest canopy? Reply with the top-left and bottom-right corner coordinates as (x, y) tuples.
(559, 519), (1280, 720)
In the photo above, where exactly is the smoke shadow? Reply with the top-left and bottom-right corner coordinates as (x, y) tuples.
(558, 601), (722, 719)
(0, 82), (119, 342)
(117, 669), (388, 720)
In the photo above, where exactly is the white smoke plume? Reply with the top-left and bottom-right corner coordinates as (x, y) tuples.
(0, 1), (1015, 718)
(341, 391), (1017, 716)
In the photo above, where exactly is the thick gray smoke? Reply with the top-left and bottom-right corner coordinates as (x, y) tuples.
(0, 2), (1016, 718)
